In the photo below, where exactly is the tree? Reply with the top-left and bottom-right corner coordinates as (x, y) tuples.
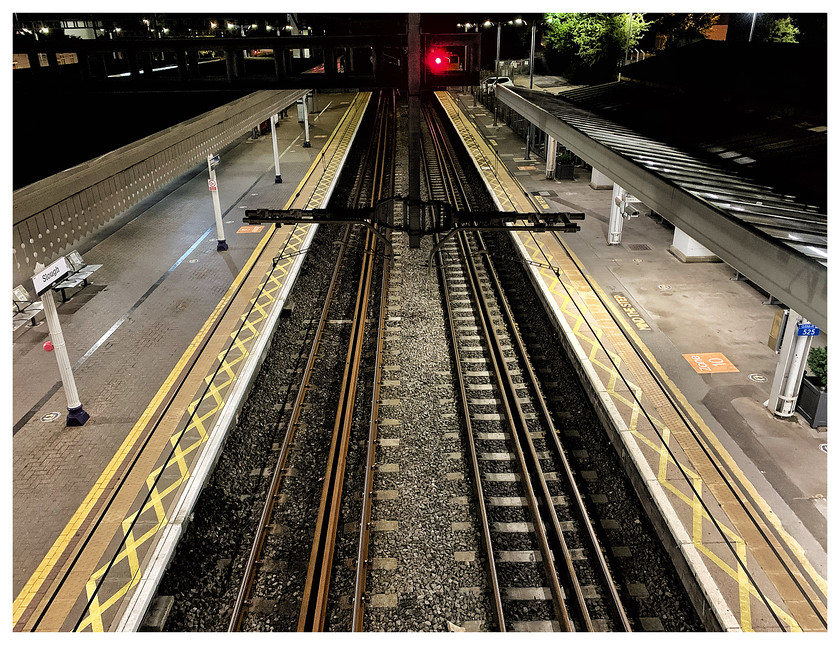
(651, 13), (720, 49)
(542, 13), (648, 81)
(764, 16), (799, 43)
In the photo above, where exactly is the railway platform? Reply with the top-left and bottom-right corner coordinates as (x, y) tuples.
(11, 91), (369, 632)
(11, 86), (827, 633)
(436, 90), (827, 632)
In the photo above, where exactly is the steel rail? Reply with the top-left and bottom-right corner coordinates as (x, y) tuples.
(424, 100), (572, 630)
(351, 225), (392, 631)
(297, 226), (378, 631)
(545, 229), (825, 629)
(26, 224), (283, 632)
(478, 232), (631, 631)
(439, 91), (617, 629)
(422, 111), (507, 628)
(456, 230), (573, 631)
(352, 91), (397, 631)
(227, 224), (354, 632)
(298, 91), (394, 631)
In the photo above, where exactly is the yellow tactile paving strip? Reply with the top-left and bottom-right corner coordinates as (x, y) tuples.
(440, 94), (826, 632)
(434, 92), (534, 214)
(13, 91), (371, 633)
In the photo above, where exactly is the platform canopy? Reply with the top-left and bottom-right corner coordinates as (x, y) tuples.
(497, 84), (827, 329)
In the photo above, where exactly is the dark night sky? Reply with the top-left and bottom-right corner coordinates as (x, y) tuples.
(12, 11), (828, 190)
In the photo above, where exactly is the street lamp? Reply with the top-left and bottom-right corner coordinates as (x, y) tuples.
(749, 13), (758, 42)
(481, 20), (502, 126)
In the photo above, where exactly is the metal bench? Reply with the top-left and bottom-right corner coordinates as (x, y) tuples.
(13, 284), (44, 331)
(52, 251), (103, 302)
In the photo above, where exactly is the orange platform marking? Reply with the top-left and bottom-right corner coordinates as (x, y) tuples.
(683, 352), (739, 373)
(237, 225), (265, 234)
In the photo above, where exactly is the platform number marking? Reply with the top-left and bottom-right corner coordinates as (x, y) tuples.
(40, 411), (61, 422)
(683, 352), (739, 373)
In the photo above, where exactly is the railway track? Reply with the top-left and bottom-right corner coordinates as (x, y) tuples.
(424, 102), (629, 632)
(158, 95), (705, 632)
(228, 91), (396, 632)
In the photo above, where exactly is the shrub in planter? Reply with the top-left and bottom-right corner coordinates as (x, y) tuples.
(557, 151), (575, 179)
(797, 346), (827, 428)
(807, 346), (827, 388)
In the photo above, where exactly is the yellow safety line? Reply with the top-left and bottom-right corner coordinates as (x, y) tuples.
(14, 94), (370, 630)
(555, 233), (827, 597)
(76, 225), (308, 631)
(522, 231), (823, 631)
(438, 91), (824, 630)
(12, 229), (274, 628)
(74, 95), (370, 631)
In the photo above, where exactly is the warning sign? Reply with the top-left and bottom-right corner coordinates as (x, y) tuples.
(682, 352), (739, 374)
(208, 179), (217, 191)
(237, 225), (265, 234)
(611, 293), (651, 331)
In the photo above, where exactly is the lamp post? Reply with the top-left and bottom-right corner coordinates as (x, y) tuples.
(749, 13), (758, 42)
(494, 22), (501, 126)
(529, 23), (536, 89)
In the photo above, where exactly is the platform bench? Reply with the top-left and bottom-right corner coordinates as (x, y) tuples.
(52, 251), (103, 302)
(12, 284), (44, 331)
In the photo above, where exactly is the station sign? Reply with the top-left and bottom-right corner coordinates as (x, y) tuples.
(797, 323), (820, 337)
(208, 154), (221, 169)
(32, 256), (70, 296)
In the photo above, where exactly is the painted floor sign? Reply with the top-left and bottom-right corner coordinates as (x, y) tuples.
(683, 352), (739, 373)
(612, 293), (651, 331)
(237, 225), (265, 234)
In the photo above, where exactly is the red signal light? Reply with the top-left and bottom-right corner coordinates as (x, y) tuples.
(426, 49), (445, 72)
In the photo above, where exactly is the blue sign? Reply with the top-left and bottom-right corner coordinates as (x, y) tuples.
(797, 323), (820, 337)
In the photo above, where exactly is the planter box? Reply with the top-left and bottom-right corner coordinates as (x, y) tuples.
(796, 376), (827, 428)
(557, 163), (575, 180)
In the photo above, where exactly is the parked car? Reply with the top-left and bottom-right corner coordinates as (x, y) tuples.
(483, 76), (514, 94)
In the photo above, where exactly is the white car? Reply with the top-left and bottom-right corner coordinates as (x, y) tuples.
(484, 76), (514, 94)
